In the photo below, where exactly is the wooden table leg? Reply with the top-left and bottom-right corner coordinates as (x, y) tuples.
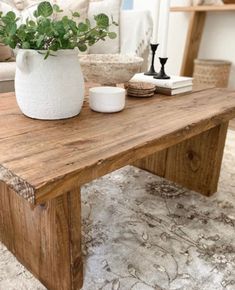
(134, 122), (228, 196)
(0, 183), (83, 290)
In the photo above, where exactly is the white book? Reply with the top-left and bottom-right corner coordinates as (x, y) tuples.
(131, 73), (193, 89)
(156, 85), (193, 96)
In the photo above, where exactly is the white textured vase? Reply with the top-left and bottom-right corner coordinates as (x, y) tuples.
(15, 49), (84, 120)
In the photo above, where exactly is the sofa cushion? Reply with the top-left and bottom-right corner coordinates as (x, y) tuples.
(0, 80), (15, 93)
(0, 62), (16, 81)
(88, 0), (122, 54)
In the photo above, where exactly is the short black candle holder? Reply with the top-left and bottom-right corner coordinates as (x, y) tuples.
(154, 57), (170, 80)
(144, 43), (159, 76)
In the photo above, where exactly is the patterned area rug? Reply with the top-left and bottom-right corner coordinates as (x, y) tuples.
(0, 130), (235, 290)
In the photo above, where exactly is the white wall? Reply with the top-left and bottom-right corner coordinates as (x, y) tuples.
(134, 0), (235, 88)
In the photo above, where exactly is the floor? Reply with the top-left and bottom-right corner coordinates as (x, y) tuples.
(0, 129), (235, 290)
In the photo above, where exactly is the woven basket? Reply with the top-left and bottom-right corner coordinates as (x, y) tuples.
(193, 59), (231, 88)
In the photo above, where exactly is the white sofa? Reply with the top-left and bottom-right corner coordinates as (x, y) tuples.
(0, 2), (152, 93)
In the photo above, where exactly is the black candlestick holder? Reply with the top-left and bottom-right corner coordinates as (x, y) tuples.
(154, 57), (170, 80)
(144, 43), (159, 76)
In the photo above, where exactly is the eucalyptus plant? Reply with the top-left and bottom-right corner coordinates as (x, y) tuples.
(0, 1), (117, 58)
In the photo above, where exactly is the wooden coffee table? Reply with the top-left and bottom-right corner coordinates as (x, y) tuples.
(0, 88), (235, 290)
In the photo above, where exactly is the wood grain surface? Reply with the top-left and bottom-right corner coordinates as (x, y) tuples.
(134, 122), (228, 196)
(171, 4), (235, 12)
(0, 182), (83, 290)
(180, 11), (206, 77)
(0, 88), (235, 204)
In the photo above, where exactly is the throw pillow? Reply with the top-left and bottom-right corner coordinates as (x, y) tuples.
(13, 0), (25, 10)
(88, 0), (123, 54)
(0, 1), (89, 23)
(0, 44), (13, 62)
(0, 1), (18, 62)
(23, 1), (89, 22)
(53, 0), (89, 22)
(0, 0), (20, 14)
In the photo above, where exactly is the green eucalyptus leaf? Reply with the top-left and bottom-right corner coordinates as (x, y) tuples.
(88, 39), (96, 46)
(94, 13), (109, 28)
(85, 18), (91, 28)
(33, 10), (39, 18)
(0, 1), (117, 58)
(49, 41), (59, 51)
(17, 29), (26, 40)
(78, 22), (88, 32)
(68, 19), (77, 32)
(2, 16), (12, 25)
(5, 37), (16, 48)
(98, 30), (107, 39)
(36, 35), (44, 48)
(53, 21), (65, 35)
(44, 50), (51, 59)
(62, 16), (69, 23)
(6, 23), (17, 35)
(37, 1), (53, 17)
(28, 20), (36, 26)
(108, 32), (116, 39)
(78, 43), (87, 52)
(6, 11), (16, 21)
(22, 42), (30, 49)
(53, 4), (63, 13)
(72, 12), (80, 18)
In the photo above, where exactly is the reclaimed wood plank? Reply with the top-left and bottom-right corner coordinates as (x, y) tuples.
(0, 181), (83, 290)
(171, 5), (235, 12)
(0, 89), (235, 204)
(0, 87), (235, 290)
(134, 122), (228, 196)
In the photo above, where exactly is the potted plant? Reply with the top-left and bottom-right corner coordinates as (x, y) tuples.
(0, 1), (117, 120)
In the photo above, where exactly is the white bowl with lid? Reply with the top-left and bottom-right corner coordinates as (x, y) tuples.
(89, 86), (126, 113)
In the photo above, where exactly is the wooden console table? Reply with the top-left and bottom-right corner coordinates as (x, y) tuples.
(0, 88), (235, 289)
(171, 5), (235, 77)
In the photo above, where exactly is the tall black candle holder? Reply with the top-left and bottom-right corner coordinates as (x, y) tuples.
(144, 43), (159, 76)
(154, 57), (170, 80)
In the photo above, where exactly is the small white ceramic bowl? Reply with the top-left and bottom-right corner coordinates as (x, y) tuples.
(89, 86), (126, 113)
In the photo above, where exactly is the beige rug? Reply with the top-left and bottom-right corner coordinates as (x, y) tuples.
(0, 130), (235, 290)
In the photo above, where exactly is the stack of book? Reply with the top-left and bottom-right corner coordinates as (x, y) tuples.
(130, 73), (193, 96)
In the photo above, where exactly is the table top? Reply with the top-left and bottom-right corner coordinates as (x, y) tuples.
(0, 88), (235, 205)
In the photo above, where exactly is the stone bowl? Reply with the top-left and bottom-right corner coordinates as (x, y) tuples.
(79, 54), (143, 86)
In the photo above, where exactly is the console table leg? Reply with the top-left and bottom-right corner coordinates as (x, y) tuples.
(0, 182), (83, 290)
(134, 123), (228, 196)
